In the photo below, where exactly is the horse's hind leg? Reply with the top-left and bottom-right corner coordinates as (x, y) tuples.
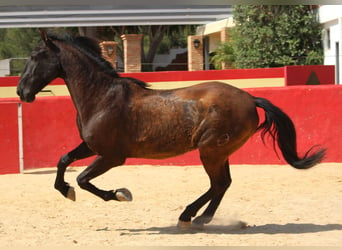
(192, 159), (231, 226)
(178, 186), (214, 227)
(178, 153), (231, 228)
(76, 155), (132, 202)
(55, 141), (95, 200)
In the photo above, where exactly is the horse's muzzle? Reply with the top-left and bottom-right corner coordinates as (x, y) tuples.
(21, 94), (36, 103)
(17, 87), (35, 103)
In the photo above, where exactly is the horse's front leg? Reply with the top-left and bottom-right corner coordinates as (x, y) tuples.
(55, 141), (95, 201)
(76, 155), (132, 202)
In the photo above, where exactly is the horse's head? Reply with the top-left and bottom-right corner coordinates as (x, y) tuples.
(17, 29), (62, 102)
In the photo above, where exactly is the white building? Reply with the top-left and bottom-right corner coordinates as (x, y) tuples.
(319, 5), (342, 84)
(0, 59), (11, 77)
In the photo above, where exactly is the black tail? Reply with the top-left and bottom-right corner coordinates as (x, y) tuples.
(254, 97), (326, 169)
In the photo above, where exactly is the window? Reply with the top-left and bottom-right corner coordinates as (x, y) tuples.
(326, 28), (331, 50)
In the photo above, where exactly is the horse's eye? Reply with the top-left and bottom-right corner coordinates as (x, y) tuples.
(31, 51), (46, 60)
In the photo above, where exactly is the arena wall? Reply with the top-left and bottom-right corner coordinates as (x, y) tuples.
(0, 66), (339, 174)
(0, 100), (20, 174)
(0, 65), (335, 98)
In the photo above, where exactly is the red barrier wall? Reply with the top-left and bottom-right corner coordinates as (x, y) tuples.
(127, 85), (342, 165)
(0, 65), (334, 87)
(17, 85), (342, 171)
(0, 66), (340, 174)
(22, 97), (96, 169)
(0, 100), (19, 174)
(123, 68), (284, 82)
(285, 65), (335, 86)
(1, 68), (284, 87)
(231, 85), (342, 164)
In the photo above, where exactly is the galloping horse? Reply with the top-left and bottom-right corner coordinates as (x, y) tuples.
(17, 30), (326, 228)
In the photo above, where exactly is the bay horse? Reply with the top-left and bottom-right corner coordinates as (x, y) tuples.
(17, 29), (326, 228)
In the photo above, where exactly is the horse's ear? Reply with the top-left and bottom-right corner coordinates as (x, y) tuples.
(39, 28), (49, 43)
(38, 28), (60, 53)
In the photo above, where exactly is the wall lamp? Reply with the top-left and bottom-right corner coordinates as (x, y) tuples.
(106, 45), (114, 56)
(193, 39), (201, 49)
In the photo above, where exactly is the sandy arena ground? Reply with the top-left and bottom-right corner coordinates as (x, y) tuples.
(0, 163), (341, 247)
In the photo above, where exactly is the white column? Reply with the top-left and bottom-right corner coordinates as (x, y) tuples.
(338, 17), (342, 84)
(17, 103), (24, 173)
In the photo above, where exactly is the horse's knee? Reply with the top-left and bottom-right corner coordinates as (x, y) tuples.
(57, 153), (73, 168)
(76, 174), (88, 189)
(226, 178), (232, 189)
(212, 178), (232, 194)
(223, 178), (232, 191)
(220, 164), (232, 190)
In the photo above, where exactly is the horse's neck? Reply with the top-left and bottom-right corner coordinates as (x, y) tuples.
(59, 48), (113, 114)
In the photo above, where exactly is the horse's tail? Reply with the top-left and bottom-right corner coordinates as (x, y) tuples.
(254, 97), (326, 169)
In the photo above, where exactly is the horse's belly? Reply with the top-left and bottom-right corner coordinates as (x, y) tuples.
(129, 145), (195, 160)
(127, 122), (196, 159)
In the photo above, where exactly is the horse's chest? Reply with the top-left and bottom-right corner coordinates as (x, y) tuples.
(80, 110), (125, 145)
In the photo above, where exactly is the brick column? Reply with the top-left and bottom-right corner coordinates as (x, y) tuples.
(121, 34), (143, 73)
(220, 27), (230, 43)
(100, 41), (118, 69)
(188, 35), (204, 71)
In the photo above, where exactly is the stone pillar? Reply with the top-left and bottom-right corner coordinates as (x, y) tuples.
(188, 35), (204, 71)
(220, 27), (230, 43)
(100, 41), (118, 69)
(121, 34), (143, 73)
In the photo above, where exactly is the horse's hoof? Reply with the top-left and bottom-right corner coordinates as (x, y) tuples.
(66, 186), (76, 201)
(115, 188), (133, 201)
(177, 220), (192, 229)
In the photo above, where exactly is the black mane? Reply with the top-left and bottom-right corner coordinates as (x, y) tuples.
(47, 32), (149, 89)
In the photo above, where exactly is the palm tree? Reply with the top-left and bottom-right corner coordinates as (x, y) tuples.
(210, 42), (235, 70)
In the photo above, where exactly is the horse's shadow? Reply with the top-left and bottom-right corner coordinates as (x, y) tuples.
(115, 222), (342, 236)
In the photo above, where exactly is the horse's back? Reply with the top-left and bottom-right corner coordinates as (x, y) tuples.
(173, 81), (252, 104)
(174, 81), (258, 124)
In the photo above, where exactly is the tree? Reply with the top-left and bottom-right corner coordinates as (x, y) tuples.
(0, 25), (196, 73)
(0, 27), (83, 60)
(232, 5), (323, 68)
(0, 28), (41, 75)
(0, 28), (80, 75)
(210, 41), (235, 69)
(0, 28), (41, 59)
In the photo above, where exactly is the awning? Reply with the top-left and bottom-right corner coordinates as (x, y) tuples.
(0, 1), (232, 28)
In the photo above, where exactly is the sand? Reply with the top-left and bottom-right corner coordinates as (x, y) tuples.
(0, 163), (341, 246)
